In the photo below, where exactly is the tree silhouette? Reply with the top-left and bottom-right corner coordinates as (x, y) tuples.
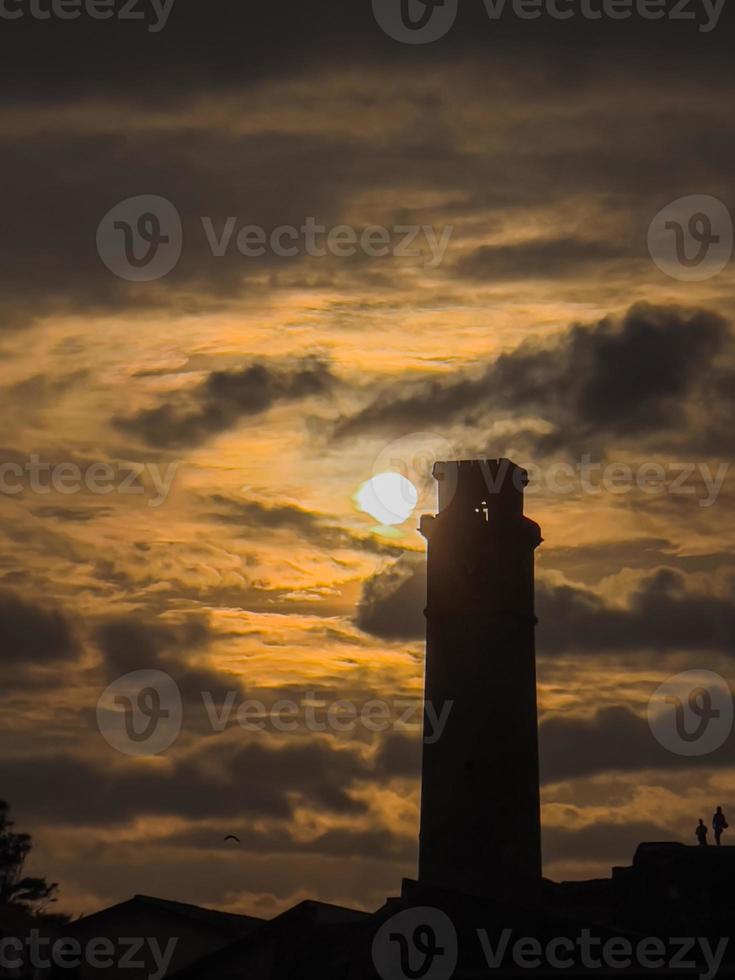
(0, 800), (58, 912)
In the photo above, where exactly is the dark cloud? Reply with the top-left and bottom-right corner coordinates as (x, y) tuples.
(32, 505), (116, 523)
(0, 589), (76, 664)
(374, 731), (422, 779)
(538, 538), (735, 585)
(114, 359), (334, 448)
(356, 554), (426, 640)
(3, 0), (734, 102)
(541, 705), (664, 783)
(160, 822), (414, 862)
(289, 825), (413, 860)
(355, 554), (735, 658)
(0, 62), (733, 332)
(208, 495), (405, 557)
(335, 304), (732, 455)
(0, 125), (389, 328)
(537, 568), (735, 655)
(456, 236), (629, 281)
(0, 71), (732, 332)
(6, 370), (89, 401)
(0, 739), (372, 827)
(539, 704), (735, 783)
(93, 613), (235, 704)
(95, 614), (210, 670)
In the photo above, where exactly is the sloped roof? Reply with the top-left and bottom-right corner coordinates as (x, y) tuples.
(70, 893), (261, 938)
(170, 898), (369, 978)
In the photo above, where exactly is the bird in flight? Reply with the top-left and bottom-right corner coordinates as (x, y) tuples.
(224, 834), (241, 843)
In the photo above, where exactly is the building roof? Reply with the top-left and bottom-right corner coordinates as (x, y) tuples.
(170, 898), (369, 978)
(70, 892), (261, 938)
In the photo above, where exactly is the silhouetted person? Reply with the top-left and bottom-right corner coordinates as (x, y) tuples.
(713, 806), (728, 846)
(696, 819), (708, 846)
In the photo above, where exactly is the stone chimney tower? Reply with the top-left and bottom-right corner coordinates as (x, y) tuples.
(418, 458), (542, 901)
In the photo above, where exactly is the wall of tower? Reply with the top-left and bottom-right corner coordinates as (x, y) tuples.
(418, 459), (542, 901)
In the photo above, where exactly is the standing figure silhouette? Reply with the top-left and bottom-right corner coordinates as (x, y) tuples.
(712, 806), (728, 846)
(696, 819), (708, 847)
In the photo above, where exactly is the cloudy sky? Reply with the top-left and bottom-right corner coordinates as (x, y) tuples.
(2, 0), (735, 918)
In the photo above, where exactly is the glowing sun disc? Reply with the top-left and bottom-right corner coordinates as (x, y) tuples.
(355, 473), (418, 526)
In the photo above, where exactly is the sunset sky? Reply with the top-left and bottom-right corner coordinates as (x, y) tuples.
(2, 0), (735, 919)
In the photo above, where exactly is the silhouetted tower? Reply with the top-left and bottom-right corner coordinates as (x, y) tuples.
(418, 458), (543, 900)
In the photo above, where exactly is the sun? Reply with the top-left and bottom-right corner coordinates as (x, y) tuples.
(354, 472), (419, 526)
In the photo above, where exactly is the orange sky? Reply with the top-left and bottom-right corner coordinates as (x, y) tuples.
(2, 4), (735, 917)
